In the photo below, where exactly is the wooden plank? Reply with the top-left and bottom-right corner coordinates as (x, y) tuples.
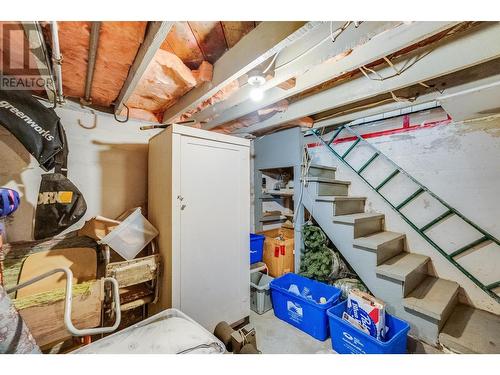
(16, 248), (97, 298)
(1, 235), (97, 294)
(15, 281), (102, 348)
(161, 21), (317, 123)
(163, 21), (204, 69)
(221, 21), (255, 48)
(114, 21), (174, 114)
(106, 254), (159, 288)
(188, 21), (228, 64)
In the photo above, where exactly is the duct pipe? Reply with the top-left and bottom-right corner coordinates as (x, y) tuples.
(50, 21), (64, 104)
(83, 22), (101, 104)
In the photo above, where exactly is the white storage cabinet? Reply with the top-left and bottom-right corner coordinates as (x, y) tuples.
(148, 125), (250, 331)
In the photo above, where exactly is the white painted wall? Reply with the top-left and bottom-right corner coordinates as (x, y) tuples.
(308, 108), (500, 314)
(0, 105), (158, 242)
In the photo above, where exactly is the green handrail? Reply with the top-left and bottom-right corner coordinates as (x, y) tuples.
(313, 125), (500, 303)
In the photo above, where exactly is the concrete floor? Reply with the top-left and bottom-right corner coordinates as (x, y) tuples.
(245, 310), (334, 354)
(245, 309), (448, 354)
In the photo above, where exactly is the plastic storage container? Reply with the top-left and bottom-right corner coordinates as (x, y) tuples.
(250, 272), (274, 315)
(100, 208), (159, 260)
(327, 301), (410, 354)
(270, 273), (341, 341)
(250, 233), (265, 264)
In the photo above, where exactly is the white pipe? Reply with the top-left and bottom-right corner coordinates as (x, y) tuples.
(7, 267), (121, 336)
(50, 21), (64, 103)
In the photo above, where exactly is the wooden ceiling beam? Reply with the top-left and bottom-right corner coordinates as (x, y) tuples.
(236, 23), (500, 134)
(200, 21), (458, 131)
(114, 21), (174, 115)
(161, 21), (320, 124)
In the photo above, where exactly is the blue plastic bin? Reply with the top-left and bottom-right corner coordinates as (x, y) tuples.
(327, 301), (410, 354)
(250, 234), (265, 264)
(270, 273), (341, 341)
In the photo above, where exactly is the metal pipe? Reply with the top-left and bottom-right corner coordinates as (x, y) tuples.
(50, 21), (64, 104)
(83, 22), (101, 104)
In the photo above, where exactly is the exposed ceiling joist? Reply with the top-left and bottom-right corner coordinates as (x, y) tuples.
(114, 21), (175, 114)
(314, 70), (500, 129)
(236, 22), (500, 134)
(196, 21), (400, 128)
(161, 21), (320, 124)
(203, 21), (459, 131)
(22, 21), (56, 102)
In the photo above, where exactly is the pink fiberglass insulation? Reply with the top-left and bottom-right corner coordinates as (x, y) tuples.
(125, 49), (198, 113)
(178, 79), (240, 122)
(55, 21), (146, 107)
(56, 22), (90, 100)
(91, 22), (147, 107)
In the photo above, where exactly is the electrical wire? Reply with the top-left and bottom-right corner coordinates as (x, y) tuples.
(273, 21), (355, 73)
(358, 23), (464, 83)
(330, 21), (351, 43)
(262, 52), (280, 74)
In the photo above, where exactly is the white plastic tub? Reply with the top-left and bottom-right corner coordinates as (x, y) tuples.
(99, 208), (158, 260)
(72, 308), (225, 354)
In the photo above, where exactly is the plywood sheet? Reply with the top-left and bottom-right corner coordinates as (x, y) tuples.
(188, 21), (228, 64)
(16, 281), (102, 347)
(221, 21), (255, 48)
(16, 248), (97, 298)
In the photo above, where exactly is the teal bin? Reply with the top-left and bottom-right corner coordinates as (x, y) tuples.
(327, 301), (410, 354)
(270, 273), (341, 341)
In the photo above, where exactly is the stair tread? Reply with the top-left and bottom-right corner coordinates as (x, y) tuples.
(307, 164), (337, 171)
(439, 303), (500, 354)
(376, 252), (430, 281)
(302, 177), (350, 185)
(353, 231), (405, 249)
(403, 276), (459, 321)
(333, 212), (384, 224)
(316, 196), (366, 202)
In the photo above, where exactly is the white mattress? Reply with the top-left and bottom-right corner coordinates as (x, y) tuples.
(72, 308), (225, 354)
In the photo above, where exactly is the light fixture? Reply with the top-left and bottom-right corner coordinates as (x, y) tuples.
(249, 87), (264, 102)
(247, 69), (266, 102)
(247, 69), (266, 87)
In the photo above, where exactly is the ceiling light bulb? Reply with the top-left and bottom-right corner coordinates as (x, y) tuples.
(250, 87), (264, 102)
(247, 69), (266, 87)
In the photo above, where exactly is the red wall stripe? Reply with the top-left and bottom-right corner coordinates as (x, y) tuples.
(307, 115), (452, 149)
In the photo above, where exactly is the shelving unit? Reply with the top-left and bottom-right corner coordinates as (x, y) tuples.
(253, 127), (304, 271)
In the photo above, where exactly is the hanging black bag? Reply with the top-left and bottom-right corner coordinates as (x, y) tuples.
(33, 117), (87, 239)
(0, 89), (87, 239)
(0, 89), (64, 171)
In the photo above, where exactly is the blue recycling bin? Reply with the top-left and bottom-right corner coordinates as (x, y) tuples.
(270, 273), (341, 341)
(327, 300), (410, 354)
(250, 233), (265, 264)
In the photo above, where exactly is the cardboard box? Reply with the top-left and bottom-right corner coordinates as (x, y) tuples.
(259, 227), (294, 277)
(346, 289), (386, 340)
